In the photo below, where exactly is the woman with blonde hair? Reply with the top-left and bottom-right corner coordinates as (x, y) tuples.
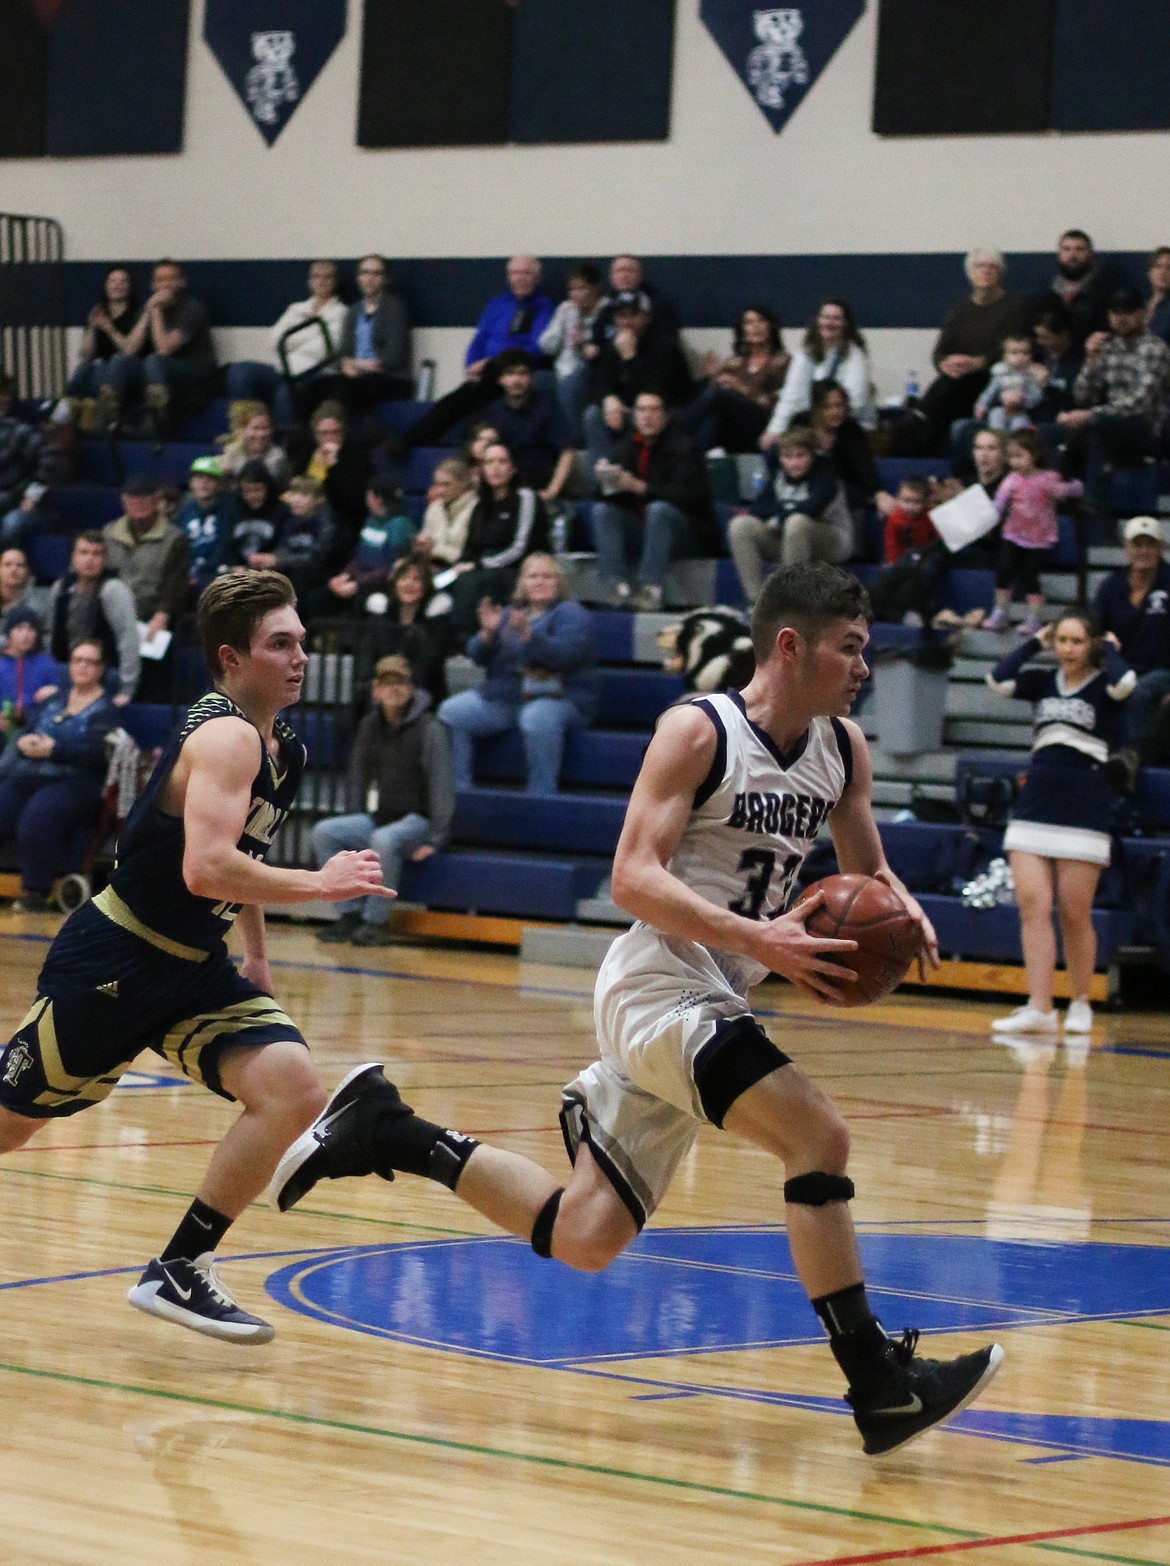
(438, 552), (596, 793)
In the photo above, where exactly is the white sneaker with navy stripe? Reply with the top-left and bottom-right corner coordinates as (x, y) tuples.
(127, 1252), (275, 1344)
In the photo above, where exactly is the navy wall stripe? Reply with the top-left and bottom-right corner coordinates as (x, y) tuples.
(61, 251), (1154, 333)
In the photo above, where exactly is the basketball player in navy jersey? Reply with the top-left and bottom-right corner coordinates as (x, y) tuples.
(272, 562), (1004, 1453)
(0, 571), (390, 1344)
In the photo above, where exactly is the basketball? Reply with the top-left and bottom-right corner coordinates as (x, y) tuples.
(794, 874), (923, 1005)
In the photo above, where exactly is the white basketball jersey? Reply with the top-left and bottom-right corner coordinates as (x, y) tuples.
(653, 690), (852, 993)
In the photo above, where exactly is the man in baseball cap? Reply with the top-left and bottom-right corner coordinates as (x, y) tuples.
(1095, 516), (1170, 786)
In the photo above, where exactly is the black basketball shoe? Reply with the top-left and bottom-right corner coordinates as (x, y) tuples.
(127, 1253), (274, 1344)
(269, 1061), (398, 1212)
(847, 1329), (1004, 1455)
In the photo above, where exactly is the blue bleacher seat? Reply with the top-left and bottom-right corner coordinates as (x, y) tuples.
(454, 788), (626, 856)
(401, 848), (608, 920)
(877, 456), (952, 490)
(118, 703), (183, 750)
(1109, 463), (1158, 517)
(176, 399), (230, 442)
(402, 447), (448, 494)
(76, 440), (122, 486)
(475, 729), (645, 790)
(117, 441), (217, 485)
(917, 894), (1133, 967)
(54, 484), (123, 532)
(940, 569), (995, 615)
(594, 667), (684, 727)
(375, 400), (431, 434)
(27, 533), (73, 583)
(1135, 768), (1170, 832)
(589, 612), (635, 664)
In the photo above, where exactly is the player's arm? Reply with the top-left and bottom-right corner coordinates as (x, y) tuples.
(180, 719), (391, 906)
(234, 902), (273, 996)
(828, 717), (939, 974)
(610, 704), (858, 1001)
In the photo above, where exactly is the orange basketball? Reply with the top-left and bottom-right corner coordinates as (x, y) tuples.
(794, 873), (922, 1006)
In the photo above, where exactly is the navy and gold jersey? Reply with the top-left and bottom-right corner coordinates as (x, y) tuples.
(94, 691), (305, 958)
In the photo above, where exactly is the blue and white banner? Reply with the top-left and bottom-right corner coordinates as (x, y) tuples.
(204, 1), (347, 146)
(700, 1), (865, 133)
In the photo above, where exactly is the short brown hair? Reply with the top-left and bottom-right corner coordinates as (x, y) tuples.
(751, 562), (871, 661)
(75, 530), (106, 551)
(197, 570), (296, 679)
(778, 429), (817, 458)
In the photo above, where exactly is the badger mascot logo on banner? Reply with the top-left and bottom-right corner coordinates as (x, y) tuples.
(246, 30), (300, 129)
(747, 10), (809, 112)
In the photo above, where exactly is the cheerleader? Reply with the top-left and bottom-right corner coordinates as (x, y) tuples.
(985, 613), (1135, 1036)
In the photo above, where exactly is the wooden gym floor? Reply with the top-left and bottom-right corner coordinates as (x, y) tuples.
(1, 913), (1167, 1566)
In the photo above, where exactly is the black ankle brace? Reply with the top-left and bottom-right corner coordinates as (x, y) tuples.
(369, 1099), (478, 1189)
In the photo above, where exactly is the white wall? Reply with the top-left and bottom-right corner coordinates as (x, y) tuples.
(15, 0), (1170, 396)
(6, 1), (1169, 259)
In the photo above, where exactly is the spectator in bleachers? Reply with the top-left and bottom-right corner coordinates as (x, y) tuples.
(1057, 286), (1170, 522)
(795, 380), (890, 519)
(219, 405), (291, 488)
(319, 477), (417, 617)
(288, 401), (372, 540)
(762, 298), (875, 442)
(447, 440), (548, 636)
(1092, 517), (1170, 777)
(322, 255), (412, 419)
(480, 350), (574, 501)
(225, 258), (347, 425)
(176, 455), (237, 596)
(1029, 302), (1084, 435)
(951, 332), (1047, 472)
(46, 532), (139, 703)
(1145, 247), (1170, 349)
(729, 430), (851, 606)
(986, 614), (1134, 1037)
(461, 422), (501, 485)
(0, 374), (55, 550)
(394, 256), (555, 455)
(590, 254), (681, 353)
(0, 608), (61, 761)
(0, 637), (117, 912)
(312, 652), (453, 948)
(867, 477), (951, 629)
(366, 553), (449, 706)
(538, 261), (605, 440)
(679, 305), (789, 454)
(0, 547), (38, 621)
(585, 294), (694, 471)
(416, 458), (477, 569)
(984, 430), (1082, 636)
(67, 266), (141, 417)
(592, 390), (716, 611)
(227, 461), (290, 572)
(100, 260), (216, 435)
(263, 477), (337, 601)
(885, 251), (1024, 457)
(102, 477), (190, 640)
(439, 553), (596, 794)
(1027, 229), (1125, 349)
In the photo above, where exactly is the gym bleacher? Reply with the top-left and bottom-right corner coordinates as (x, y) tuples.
(22, 398), (1170, 999)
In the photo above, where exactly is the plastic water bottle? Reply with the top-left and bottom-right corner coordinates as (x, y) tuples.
(904, 369), (920, 405)
(749, 464), (768, 501)
(550, 504), (570, 556)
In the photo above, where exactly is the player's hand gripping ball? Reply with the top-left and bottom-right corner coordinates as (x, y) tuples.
(795, 874), (923, 1005)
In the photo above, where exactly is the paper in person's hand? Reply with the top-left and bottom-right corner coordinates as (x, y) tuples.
(929, 485), (999, 553)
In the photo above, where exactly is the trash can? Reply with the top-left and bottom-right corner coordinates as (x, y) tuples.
(872, 641), (953, 755)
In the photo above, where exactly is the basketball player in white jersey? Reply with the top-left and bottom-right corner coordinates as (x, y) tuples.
(272, 562), (1003, 1455)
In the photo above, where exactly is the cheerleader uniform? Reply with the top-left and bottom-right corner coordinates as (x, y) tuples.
(986, 637), (1135, 865)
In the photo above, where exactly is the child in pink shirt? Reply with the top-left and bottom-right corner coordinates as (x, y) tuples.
(983, 429), (1082, 636)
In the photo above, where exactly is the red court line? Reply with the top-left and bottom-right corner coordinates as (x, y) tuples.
(14, 1139), (218, 1154)
(787, 1510), (1170, 1566)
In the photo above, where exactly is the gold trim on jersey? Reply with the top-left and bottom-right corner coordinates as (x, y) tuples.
(158, 995), (300, 1085)
(11, 997), (130, 1108)
(92, 886), (209, 963)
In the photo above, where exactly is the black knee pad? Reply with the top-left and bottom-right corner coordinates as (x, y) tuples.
(784, 1171), (855, 1207)
(531, 1188), (563, 1258)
